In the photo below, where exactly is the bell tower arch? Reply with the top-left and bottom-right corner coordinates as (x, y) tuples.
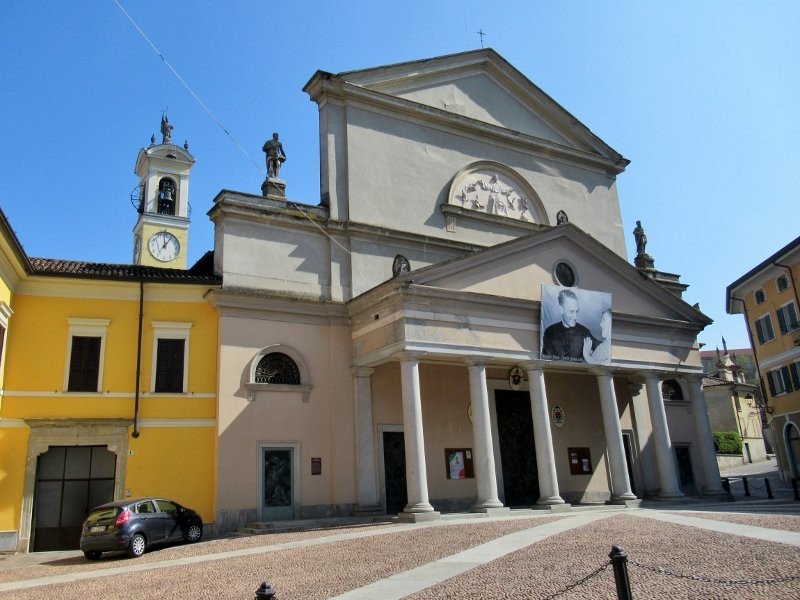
(132, 115), (195, 269)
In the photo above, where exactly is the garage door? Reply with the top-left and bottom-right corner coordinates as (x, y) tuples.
(33, 446), (116, 551)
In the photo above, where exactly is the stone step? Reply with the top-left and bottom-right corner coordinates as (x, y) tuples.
(237, 515), (393, 536)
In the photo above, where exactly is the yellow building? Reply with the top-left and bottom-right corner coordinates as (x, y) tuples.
(727, 235), (800, 480)
(0, 125), (221, 553)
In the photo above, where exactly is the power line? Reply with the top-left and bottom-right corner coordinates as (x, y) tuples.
(112, 0), (352, 256)
(112, 0), (262, 174)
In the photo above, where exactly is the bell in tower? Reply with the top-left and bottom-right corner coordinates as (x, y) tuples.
(132, 115), (195, 269)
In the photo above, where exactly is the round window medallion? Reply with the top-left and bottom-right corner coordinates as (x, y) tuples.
(554, 261), (576, 287)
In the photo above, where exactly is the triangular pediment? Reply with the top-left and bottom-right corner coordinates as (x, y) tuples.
(330, 49), (623, 161)
(407, 225), (709, 325)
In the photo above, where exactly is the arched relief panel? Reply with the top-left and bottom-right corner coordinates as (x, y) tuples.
(245, 344), (312, 403)
(442, 161), (549, 233)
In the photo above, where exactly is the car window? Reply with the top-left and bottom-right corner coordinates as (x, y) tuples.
(155, 500), (178, 515)
(86, 507), (119, 523)
(134, 501), (156, 514)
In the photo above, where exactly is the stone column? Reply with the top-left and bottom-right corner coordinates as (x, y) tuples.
(398, 355), (438, 520)
(628, 380), (659, 495)
(644, 373), (685, 498)
(594, 369), (636, 501)
(686, 375), (728, 496)
(353, 367), (381, 513)
(522, 362), (565, 505)
(465, 360), (506, 513)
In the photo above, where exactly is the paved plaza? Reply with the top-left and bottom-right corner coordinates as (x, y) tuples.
(1, 493), (799, 600)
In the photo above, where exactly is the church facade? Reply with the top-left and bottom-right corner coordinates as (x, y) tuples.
(209, 49), (725, 530)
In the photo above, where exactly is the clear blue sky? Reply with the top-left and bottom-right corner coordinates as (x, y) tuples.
(1, 1), (797, 350)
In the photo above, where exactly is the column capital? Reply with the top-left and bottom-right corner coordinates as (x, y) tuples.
(636, 369), (667, 383)
(395, 351), (422, 362)
(352, 366), (375, 378)
(462, 357), (487, 368)
(589, 366), (613, 378)
(520, 360), (546, 372)
(681, 372), (705, 386)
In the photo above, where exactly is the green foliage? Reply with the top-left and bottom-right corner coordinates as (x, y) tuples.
(713, 431), (743, 455)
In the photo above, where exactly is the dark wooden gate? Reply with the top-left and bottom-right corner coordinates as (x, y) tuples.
(495, 390), (540, 506)
(33, 445), (116, 551)
(382, 431), (407, 514)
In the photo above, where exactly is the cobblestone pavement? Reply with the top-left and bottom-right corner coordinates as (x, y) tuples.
(1, 504), (799, 599)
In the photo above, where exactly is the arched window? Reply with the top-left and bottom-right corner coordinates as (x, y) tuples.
(254, 352), (300, 384)
(661, 379), (684, 401)
(247, 345), (312, 402)
(157, 178), (177, 215)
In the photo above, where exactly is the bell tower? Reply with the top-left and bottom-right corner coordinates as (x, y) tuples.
(132, 115), (195, 269)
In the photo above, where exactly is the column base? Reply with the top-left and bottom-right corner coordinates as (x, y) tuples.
(609, 492), (638, 503)
(536, 495), (566, 505)
(397, 510), (441, 522)
(608, 498), (643, 508)
(471, 506), (511, 516)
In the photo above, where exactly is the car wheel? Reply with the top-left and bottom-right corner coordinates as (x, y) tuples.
(184, 522), (202, 543)
(83, 551), (101, 560)
(128, 533), (146, 558)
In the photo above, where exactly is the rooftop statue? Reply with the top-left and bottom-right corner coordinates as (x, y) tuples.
(161, 115), (174, 145)
(263, 132), (287, 178)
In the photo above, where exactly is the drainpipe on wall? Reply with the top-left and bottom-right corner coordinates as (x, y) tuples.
(132, 280), (144, 438)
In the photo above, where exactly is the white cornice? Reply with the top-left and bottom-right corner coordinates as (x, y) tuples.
(15, 278), (215, 302)
(760, 346), (800, 370)
(327, 81), (623, 176)
(209, 289), (348, 325)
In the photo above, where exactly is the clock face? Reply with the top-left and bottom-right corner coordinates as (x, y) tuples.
(148, 231), (180, 262)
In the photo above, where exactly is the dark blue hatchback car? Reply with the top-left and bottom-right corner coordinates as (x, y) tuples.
(79, 497), (203, 559)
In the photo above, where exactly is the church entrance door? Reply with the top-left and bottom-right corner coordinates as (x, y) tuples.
(495, 390), (540, 506)
(382, 431), (407, 514)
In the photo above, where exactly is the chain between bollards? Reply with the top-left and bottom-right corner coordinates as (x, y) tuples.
(609, 545), (633, 600)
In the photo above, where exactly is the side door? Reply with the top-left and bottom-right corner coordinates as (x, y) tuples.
(132, 500), (165, 542)
(154, 499), (183, 541)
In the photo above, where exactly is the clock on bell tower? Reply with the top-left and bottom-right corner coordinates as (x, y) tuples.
(132, 115), (195, 269)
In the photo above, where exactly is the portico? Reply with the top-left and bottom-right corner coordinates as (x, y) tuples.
(347, 228), (717, 519)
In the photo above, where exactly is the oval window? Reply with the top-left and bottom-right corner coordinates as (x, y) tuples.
(554, 261), (576, 287)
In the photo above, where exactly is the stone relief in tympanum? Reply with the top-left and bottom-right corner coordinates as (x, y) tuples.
(451, 171), (536, 223)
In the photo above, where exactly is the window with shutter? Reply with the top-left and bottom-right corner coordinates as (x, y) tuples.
(790, 362), (800, 390)
(755, 315), (775, 344)
(777, 303), (799, 334)
(155, 338), (185, 393)
(67, 336), (101, 392)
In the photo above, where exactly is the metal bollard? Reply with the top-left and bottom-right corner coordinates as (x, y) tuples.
(742, 476), (750, 497)
(765, 478), (773, 499)
(721, 477), (731, 494)
(255, 581), (276, 600)
(609, 546), (633, 600)
(792, 478), (800, 502)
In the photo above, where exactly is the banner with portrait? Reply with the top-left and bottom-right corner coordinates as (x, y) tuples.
(540, 284), (612, 364)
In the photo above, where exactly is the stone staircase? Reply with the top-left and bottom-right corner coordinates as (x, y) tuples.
(234, 515), (394, 536)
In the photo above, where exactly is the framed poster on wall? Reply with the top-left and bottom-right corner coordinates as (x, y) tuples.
(444, 448), (475, 480)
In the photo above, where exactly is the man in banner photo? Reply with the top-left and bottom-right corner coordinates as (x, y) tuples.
(540, 286), (612, 364)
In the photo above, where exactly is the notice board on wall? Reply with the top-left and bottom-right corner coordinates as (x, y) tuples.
(567, 447), (592, 475)
(444, 448), (475, 480)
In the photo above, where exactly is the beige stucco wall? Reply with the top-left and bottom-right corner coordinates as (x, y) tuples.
(338, 105), (627, 258)
(215, 313), (355, 528)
